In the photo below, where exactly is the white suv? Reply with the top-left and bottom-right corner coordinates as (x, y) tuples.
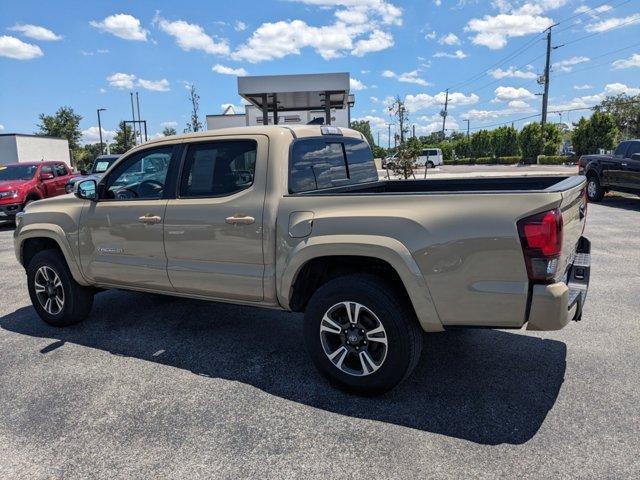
(383, 148), (443, 169)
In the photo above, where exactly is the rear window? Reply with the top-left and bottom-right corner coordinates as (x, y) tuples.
(289, 137), (377, 193)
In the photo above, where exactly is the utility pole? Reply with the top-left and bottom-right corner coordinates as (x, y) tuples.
(386, 123), (392, 149)
(540, 25), (557, 132)
(135, 92), (142, 142)
(464, 119), (470, 138)
(377, 131), (380, 147)
(441, 88), (449, 139)
(129, 93), (136, 148)
(97, 108), (106, 155)
(412, 124), (416, 138)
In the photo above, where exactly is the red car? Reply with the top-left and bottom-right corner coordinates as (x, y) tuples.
(0, 161), (78, 221)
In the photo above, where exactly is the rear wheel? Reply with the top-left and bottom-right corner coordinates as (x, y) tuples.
(27, 250), (94, 327)
(427, 161), (435, 169)
(304, 274), (423, 395)
(586, 174), (604, 202)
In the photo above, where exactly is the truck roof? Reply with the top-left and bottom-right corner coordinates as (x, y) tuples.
(141, 125), (365, 147)
(1, 161), (59, 167)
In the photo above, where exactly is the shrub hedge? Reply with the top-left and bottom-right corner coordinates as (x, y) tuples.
(537, 155), (575, 165)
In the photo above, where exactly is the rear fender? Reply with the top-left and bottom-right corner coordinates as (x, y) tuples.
(278, 234), (443, 332)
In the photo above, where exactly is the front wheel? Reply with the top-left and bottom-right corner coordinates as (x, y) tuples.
(27, 250), (94, 327)
(304, 274), (423, 395)
(586, 175), (604, 202)
(427, 161), (435, 169)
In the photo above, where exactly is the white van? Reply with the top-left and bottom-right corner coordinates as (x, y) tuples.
(416, 148), (443, 168)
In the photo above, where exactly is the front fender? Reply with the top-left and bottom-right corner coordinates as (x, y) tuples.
(278, 234), (443, 332)
(15, 223), (89, 286)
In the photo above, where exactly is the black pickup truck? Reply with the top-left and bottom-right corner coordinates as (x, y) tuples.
(578, 140), (640, 201)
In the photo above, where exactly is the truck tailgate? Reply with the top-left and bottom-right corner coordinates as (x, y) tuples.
(555, 176), (588, 278)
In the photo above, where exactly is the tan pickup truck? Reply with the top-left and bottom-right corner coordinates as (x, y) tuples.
(14, 125), (591, 394)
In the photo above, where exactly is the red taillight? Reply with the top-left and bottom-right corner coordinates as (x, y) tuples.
(517, 208), (563, 282)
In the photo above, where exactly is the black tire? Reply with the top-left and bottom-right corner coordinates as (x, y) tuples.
(586, 174), (604, 202)
(27, 249), (94, 327)
(304, 274), (423, 395)
(427, 161), (435, 169)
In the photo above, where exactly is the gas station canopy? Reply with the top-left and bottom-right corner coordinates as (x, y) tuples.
(237, 73), (352, 126)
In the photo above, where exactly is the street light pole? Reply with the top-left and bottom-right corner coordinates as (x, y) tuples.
(97, 108), (107, 155)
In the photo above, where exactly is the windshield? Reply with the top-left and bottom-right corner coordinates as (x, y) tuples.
(0, 165), (38, 181)
(92, 158), (118, 174)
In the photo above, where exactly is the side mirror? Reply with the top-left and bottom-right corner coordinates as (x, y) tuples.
(632, 153), (640, 161)
(74, 179), (97, 201)
(40, 172), (54, 181)
(80, 169), (88, 176)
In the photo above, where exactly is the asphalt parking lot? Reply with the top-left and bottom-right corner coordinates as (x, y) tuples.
(0, 193), (639, 479)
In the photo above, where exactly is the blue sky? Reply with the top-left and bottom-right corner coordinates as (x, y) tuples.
(1, 0), (639, 146)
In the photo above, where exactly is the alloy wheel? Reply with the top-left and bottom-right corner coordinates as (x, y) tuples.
(34, 266), (65, 315)
(319, 301), (388, 377)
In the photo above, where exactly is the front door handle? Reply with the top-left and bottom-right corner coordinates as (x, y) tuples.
(138, 215), (162, 224)
(621, 163), (628, 167)
(225, 215), (255, 225)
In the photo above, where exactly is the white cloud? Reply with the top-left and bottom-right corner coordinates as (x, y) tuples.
(574, 4), (612, 18)
(81, 126), (116, 145)
(90, 14), (148, 41)
(489, 66), (537, 79)
(9, 24), (62, 41)
(107, 72), (136, 89)
(425, 30), (436, 40)
(439, 32), (460, 45)
(350, 77), (367, 90)
(553, 56), (589, 72)
(231, 1), (400, 62)
(465, 2), (568, 50)
(549, 83), (640, 111)
(493, 86), (535, 102)
(0, 35), (43, 59)
(0, 124), (4, 131)
(212, 63), (248, 76)
(220, 103), (244, 114)
(155, 16), (230, 55)
(404, 91), (479, 112)
(234, 21), (247, 32)
(382, 69), (430, 86)
(137, 78), (170, 91)
(574, 84), (593, 90)
(107, 73), (170, 91)
(612, 53), (640, 70)
(161, 121), (178, 128)
(586, 13), (640, 32)
(433, 49), (467, 59)
(352, 29), (394, 56)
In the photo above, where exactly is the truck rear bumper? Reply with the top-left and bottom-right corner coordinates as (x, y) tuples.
(526, 236), (591, 331)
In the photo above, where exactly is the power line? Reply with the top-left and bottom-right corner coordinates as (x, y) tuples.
(558, 15), (640, 49)
(553, 0), (632, 36)
(553, 40), (640, 78)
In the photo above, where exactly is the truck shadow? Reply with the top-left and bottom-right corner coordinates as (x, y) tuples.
(0, 290), (566, 446)
(598, 194), (640, 211)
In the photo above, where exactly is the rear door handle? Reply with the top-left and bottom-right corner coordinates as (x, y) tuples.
(621, 163), (628, 167)
(225, 215), (255, 225)
(138, 215), (162, 224)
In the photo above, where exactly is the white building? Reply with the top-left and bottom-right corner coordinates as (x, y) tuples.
(207, 72), (355, 130)
(0, 134), (71, 166)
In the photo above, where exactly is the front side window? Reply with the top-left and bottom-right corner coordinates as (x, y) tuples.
(179, 140), (257, 197)
(613, 142), (628, 157)
(105, 147), (173, 200)
(41, 165), (53, 176)
(625, 142), (640, 158)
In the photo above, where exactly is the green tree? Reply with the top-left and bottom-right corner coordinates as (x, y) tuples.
(542, 123), (563, 156)
(109, 122), (136, 154)
(391, 136), (422, 179)
(74, 143), (103, 171)
(571, 112), (618, 156)
(371, 144), (387, 159)
(470, 129), (492, 158)
(36, 106), (82, 165)
(518, 123), (544, 163)
(350, 120), (375, 147)
(387, 96), (409, 144)
(162, 126), (177, 136)
(596, 94), (640, 139)
(491, 125), (519, 157)
(419, 132), (445, 144)
(185, 84), (203, 133)
(453, 137), (471, 159)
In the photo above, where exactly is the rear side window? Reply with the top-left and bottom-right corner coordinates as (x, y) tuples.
(289, 137), (377, 193)
(179, 140), (257, 197)
(427, 149), (438, 156)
